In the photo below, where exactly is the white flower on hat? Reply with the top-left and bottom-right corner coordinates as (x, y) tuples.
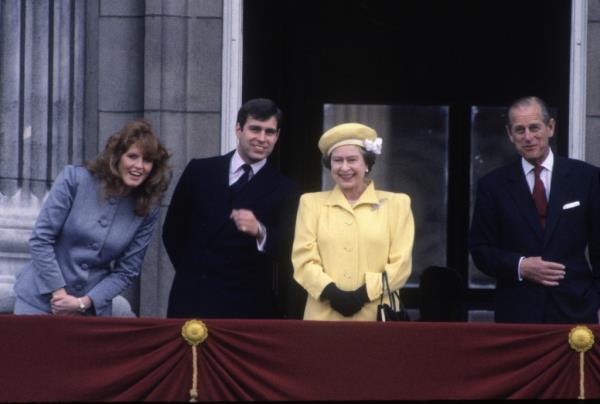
(363, 137), (383, 155)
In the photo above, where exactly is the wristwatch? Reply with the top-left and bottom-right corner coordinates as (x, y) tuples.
(77, 297), (86, 312)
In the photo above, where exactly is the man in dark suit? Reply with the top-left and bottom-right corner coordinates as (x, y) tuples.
(163, 98), (300, 318)
(469, 96), (600, 323)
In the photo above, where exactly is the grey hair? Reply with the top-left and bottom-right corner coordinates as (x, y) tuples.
(506, 96), (551, 127)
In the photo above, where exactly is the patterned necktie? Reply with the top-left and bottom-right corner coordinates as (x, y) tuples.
(230, 164), (251, 193)
(532, 164), (547, 229)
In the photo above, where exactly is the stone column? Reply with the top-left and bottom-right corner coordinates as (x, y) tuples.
(139, 0), (224, 317)
(587, 0), (600, 165)
(0, 0), (86, 311)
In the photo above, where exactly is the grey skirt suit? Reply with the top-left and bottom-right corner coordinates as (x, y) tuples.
(13, 165), (159, 316)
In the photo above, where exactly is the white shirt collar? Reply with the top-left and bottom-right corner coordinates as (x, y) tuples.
(230, 150), (267, 176)
(521, 148), (554, 174)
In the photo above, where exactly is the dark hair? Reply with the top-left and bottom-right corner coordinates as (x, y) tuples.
(321, 147), (377, 171)
(506, 96), (552, 127)
(84, 119), (172, 216)
(236, 98), (283, 129)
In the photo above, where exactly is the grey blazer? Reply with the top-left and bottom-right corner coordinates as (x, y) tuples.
(13, 165), (159, 316)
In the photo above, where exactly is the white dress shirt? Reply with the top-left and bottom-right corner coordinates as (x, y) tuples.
(521, 149), (553, 199)
(229, 150), (266, 185)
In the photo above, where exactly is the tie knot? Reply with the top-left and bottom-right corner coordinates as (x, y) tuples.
(534, 164), (543, 177)
(231, 164), (252, 193)
(239, 164), (252, 181)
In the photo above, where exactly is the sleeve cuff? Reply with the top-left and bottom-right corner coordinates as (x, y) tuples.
(256, 222), (267, 251)
(517, 256), (525, 281)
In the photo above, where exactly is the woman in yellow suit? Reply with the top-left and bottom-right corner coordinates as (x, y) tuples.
(292, 123), (414, 321)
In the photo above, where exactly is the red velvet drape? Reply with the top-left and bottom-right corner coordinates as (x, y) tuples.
(0, 315), (598, 401)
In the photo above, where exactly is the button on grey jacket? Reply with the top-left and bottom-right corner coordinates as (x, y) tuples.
(13, 165), (159, 316)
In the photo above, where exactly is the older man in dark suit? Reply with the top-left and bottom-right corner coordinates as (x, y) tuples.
(163, 98), (300, 319)
(469, 96), (600, 323)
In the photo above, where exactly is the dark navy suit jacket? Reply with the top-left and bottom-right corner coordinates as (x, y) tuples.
(469, 156), (600, 323)
(163, 151), (300, 319)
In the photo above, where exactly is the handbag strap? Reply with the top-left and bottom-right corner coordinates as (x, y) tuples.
(380, 271), (397, 311)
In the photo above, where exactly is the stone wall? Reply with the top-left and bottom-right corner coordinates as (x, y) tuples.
(138, 0), (224, 316)
(588, 0), (600, 165)
(0, 0), (87, 311)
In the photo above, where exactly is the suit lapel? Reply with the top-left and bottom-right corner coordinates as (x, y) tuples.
(233, 163), (280, 206)
(209, 154), (281, 238)
(505, 160), (544, 240)
(543, 157), (571, 245)
(206, 152), (236, 235)
(214, 151), (234, 189)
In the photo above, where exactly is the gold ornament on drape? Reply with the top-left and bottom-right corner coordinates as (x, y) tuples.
(568, 325), (595, 400)
(181, 320), (209, 402)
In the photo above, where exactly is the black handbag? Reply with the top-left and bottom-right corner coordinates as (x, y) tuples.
(377, 271), (410, 322)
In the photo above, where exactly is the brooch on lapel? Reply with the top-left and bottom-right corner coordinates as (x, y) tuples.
(372, 198), (387, 211)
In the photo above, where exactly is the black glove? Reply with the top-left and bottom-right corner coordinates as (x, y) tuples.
(353, 284), (370, 305)
(320, 283), (366, 317)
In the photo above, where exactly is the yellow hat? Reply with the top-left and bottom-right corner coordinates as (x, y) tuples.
(318, 123), (381, 156)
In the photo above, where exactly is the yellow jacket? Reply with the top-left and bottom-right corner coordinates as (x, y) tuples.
(292, 181), (414, 321)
